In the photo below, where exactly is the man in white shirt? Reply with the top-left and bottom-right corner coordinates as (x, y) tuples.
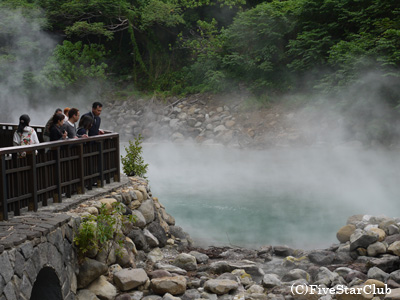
(64, 108), (80, 139)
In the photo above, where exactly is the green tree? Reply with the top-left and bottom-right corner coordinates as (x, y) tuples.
(39, 40), (108, 88)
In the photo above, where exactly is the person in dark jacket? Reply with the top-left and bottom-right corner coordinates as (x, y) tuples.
(81, 102), (104, 136)
(50, 113), (68, 141)
(77, 115), (93, 137)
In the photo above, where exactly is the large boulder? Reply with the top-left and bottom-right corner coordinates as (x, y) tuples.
(151, 276), (187, 295)
(128, 229), (149, 252)
(87, 275), (118, 300)
(138, 199), (155, 224)
(350, 230), (379, 251)
(204, 279), (239, 295)
(147, 222), (168, 248)
(114, 268), (149, 291)
(337, 224), (357, 243)
(173, 253), (197, 271)
(77, 258), (108, 289)
(389, 241), (400, 256)
(367, 242), (387, 257)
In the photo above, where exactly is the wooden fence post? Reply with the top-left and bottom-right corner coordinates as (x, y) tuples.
(0, 155), (8, 221)
(27, 151), (38, 212)
(53, 147), (62, 203)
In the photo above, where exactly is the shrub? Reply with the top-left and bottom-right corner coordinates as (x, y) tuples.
(121, 134), (149, 178)
(74, 202), (135, 259)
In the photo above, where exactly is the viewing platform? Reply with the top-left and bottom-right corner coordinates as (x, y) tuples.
(0, 122), (121, 221)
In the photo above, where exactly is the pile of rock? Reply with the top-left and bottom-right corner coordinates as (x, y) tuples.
(70, 180), (400, 300)
(102, 98), (253, 147)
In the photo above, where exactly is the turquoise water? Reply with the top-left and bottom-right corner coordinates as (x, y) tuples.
(140, 143), (400, 249)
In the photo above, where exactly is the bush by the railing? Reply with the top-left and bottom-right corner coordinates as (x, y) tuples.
(121, 134), (148, 179)
(74, 203), (136, 259)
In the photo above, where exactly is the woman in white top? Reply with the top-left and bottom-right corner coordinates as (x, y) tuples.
(13, 114), (40, 146)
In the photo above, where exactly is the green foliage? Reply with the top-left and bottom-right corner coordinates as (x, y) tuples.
(40, 40), (108, 88)
(121, 134), (149, 178)
(4, 0), (400, 101)
(65, 21), (114, 40)
(139, 0), (185, 29)
(74, 203), (135, 259)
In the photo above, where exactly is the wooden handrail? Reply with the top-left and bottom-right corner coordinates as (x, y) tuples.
(0, 124), (120, 221)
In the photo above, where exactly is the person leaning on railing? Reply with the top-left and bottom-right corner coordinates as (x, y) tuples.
(50, 113), (68, 141)
(77, 115), (92, 138)
(43, 108), (62, 142)
(13, 114), (40, 157)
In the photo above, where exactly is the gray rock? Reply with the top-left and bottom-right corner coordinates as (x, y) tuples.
(151, 276), (187, 295)
(209, 261), (232, 274)
(147, 222), (168, 248)
(143, 296), (163, 300)
(273, 246), (294, 257)
(14, 251), (25, 278)
(115, 294), (132, 300)
(148, 248), (164, 263)
(128, 229), (149, 252)
(169, 226), (189, 240)
(77, 258), (108, 289)
(87, 275), (118, 300)
(154, 262), (187, 275)
(201, 292), (218, 300)
(334, 267), (354, 278)
(3, 281), (16, 300)
(350, 230), (379, 251)
(386, 234), (400, 245)
(47, 228), (64, 252)
(214, 125), (227, 133)
(0, 272), (4, 295)
(130, 291), (144, 300)
(173, 253), (197, 271)
(367, 242), (387, 257)
(282, 269), (310, 282)
(189, 251), (209, 264)
(390, 270), (400, 283)
(204, 279), (239, 295)
(262, 274), (282, 288)
(76, 289), (100, 300)
(368, 266), (390, 282)
(138, 199), (155, 224)
(150, 270), (173, 279)
(308, 251), (335, 265)
(144, 229), (159, 247)
(0, 252), (13, 283)
(181, 289), (201, 300)
(161, 209), (175, 226)
(116, 247), (134, 268)
(114, 268), (149, 291)
(132, 210), (147, 228)
(315, 267), (338, 287)
(19, 241), (34, 259)
(389, 225), (400, 236)
(163, 293), (182, 300)
(227, 261), (264, 283)
(95, 242), (117, 265)
(368, 255), (400, 273)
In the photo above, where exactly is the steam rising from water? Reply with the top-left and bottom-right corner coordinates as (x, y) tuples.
(0, 9), (100, 126)
(143, 143), (400, 249)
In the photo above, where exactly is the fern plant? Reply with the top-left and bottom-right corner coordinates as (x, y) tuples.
(121, 134), (149, 178)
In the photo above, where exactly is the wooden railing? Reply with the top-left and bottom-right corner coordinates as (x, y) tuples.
(0, 123), (120, 221)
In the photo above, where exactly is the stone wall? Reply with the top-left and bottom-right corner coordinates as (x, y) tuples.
(0, 215), (77, 300)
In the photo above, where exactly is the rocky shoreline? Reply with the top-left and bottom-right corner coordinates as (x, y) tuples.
(70, 177), (400, 300)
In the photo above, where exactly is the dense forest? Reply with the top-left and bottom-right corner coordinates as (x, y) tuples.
(1, 0), (399, 105)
